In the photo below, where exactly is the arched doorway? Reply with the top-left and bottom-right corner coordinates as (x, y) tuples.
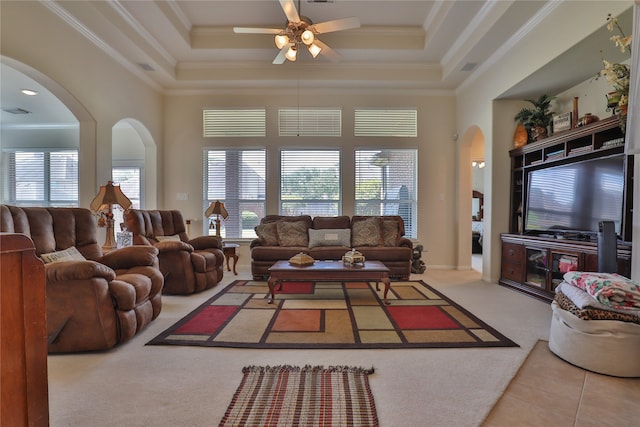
(111, 118), (157, 228)
(1, 57), (95, 206)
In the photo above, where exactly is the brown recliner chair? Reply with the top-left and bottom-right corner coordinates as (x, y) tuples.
(0, 205), (164, 353)
(124, 209), (224, 294)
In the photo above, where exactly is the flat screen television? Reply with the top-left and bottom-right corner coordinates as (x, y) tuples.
(524, 155), (625, 237)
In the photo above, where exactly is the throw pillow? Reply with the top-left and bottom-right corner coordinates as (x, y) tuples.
(255, 222), (279, 246)
(382, 220), (399, 246)
(308, 228), (351, 248)
(41, 247), (86, 264)
(276, 220), (309, 247)
(156, 234), (181, 242)
(351, 217), (383, 247)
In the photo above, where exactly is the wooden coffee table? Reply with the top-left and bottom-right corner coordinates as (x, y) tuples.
(267, 260), (391, 304)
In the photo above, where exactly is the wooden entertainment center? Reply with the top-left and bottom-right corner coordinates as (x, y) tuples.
(500, 116), (634, 302)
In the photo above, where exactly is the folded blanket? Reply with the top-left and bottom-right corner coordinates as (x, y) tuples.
(554, 290), (640, 325)
(563, 272), (640, 310)
(557, 282), (640, 316)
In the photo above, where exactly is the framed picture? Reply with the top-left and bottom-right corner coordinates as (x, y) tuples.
(116, 231), (133, 248)
(553, 112), (572, 132)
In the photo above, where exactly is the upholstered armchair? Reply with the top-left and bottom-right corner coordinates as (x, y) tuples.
(0, 205), (164, 353)
(124, 209), (224, 294)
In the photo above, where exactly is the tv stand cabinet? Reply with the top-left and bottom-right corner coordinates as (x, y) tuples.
(500, 233), (632, 302)
(509, 115), (633, 241)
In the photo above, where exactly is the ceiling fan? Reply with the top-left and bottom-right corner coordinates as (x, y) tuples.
(233, 0), (360, 64)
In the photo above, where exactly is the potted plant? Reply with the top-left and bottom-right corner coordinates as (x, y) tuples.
(514, 94), (555, 142)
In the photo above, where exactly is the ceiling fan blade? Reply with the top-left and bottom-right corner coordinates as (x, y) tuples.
(279, 0), (300, 23)
(314, 40), (342, 63)
(312, 17), (360, 34)
(273, 45), (291, 64)
(234, 27), (282, 34)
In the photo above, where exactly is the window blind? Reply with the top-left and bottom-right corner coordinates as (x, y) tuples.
(203, 148), (266, 238)
(203, 109), (266, 137)
(280, 149), (341, 216)
(354, 109), (418, 137)
(355, 149), (417, 238)
(279, 108), (342, 136)
(113, 167), (142, 230)
(3, 149), (78, 207)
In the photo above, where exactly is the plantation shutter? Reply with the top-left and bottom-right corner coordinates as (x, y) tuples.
(203, 109), (266, 137)
(354, 109), (418, 137)
(279, 108), (342, 136)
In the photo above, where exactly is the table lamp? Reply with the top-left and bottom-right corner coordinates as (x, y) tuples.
(205, 200), (229, 238)
(90, 180), (132, 250)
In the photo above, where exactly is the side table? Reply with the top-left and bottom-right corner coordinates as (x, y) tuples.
(222, 243), (239, 275)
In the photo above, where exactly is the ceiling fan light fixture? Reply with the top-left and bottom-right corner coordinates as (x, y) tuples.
(308, 43), (322, 58)
(275, 34), (290, 49)
(301, 29), (315, 45)
(285, 45), (297, 61)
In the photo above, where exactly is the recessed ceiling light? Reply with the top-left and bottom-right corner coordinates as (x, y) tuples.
(21, 89), (39, 96)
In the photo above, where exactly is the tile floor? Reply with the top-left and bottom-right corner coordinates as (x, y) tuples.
(482, 340), (640, 426)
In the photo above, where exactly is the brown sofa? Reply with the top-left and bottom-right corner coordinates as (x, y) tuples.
(0, 205), (163, 353)
(124, 209), (225, 294)
(250, 215), (413, 280)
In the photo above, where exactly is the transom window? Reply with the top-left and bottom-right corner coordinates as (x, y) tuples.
(280, 149), (341, 216)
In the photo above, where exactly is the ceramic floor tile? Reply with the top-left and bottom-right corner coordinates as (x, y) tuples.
(483, 340), (640, 427)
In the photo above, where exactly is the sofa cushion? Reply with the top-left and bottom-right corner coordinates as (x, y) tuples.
(312, 216), (351, 229)
(382, 219), (399, 246)
(351, 217), (383, 247)
(41, 246), (86, 264)
(276, 220), (309, 247)
(309, 228), (351, 248)
(255, 222), (279, 246)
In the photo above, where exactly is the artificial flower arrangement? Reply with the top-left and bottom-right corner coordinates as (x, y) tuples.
(598, 13), (632, 129)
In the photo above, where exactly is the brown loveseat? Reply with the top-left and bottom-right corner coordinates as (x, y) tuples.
(0, 205), (163, 353)
(124, 209), (225, 294)
(250, 215), (413, 280)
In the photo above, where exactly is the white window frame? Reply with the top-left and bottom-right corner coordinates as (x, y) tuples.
(1, 148), (79, 207)
(203, 148), (266, 239)
(354, 148), (418, 238)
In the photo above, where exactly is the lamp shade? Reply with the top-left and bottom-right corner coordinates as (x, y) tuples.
(90, 180), (132, 211)
(205, 200), (229, 219)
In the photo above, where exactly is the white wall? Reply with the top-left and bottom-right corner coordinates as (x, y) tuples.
(457, 1), (633, 282)
(1, 1), (164, 206)
(164, 91), (459, 267)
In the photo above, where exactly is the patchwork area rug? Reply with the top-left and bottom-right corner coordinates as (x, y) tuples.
(219, 365), (377, 427)
(148, 280), (518, 349)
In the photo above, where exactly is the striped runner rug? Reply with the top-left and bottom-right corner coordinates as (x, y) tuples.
(219, 365), (378, 427)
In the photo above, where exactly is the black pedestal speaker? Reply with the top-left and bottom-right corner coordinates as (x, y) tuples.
(597, 221), (617, 273)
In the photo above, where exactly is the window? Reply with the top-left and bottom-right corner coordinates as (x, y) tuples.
(354, 109), (418, 137)
(112, 166), (142, 231)
(203, 109), (266, 137)
(280, 149), (341, 216)
(204, 149), (266, 238)
(279, 108), (342, 136)
(355, 149), (417, 238)
(2, 149), (78, 207)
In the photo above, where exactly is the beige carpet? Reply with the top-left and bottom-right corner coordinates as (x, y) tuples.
(47, 266), (552, 427)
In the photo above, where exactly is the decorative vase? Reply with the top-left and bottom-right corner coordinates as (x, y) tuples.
(513, 124), (528, 148)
